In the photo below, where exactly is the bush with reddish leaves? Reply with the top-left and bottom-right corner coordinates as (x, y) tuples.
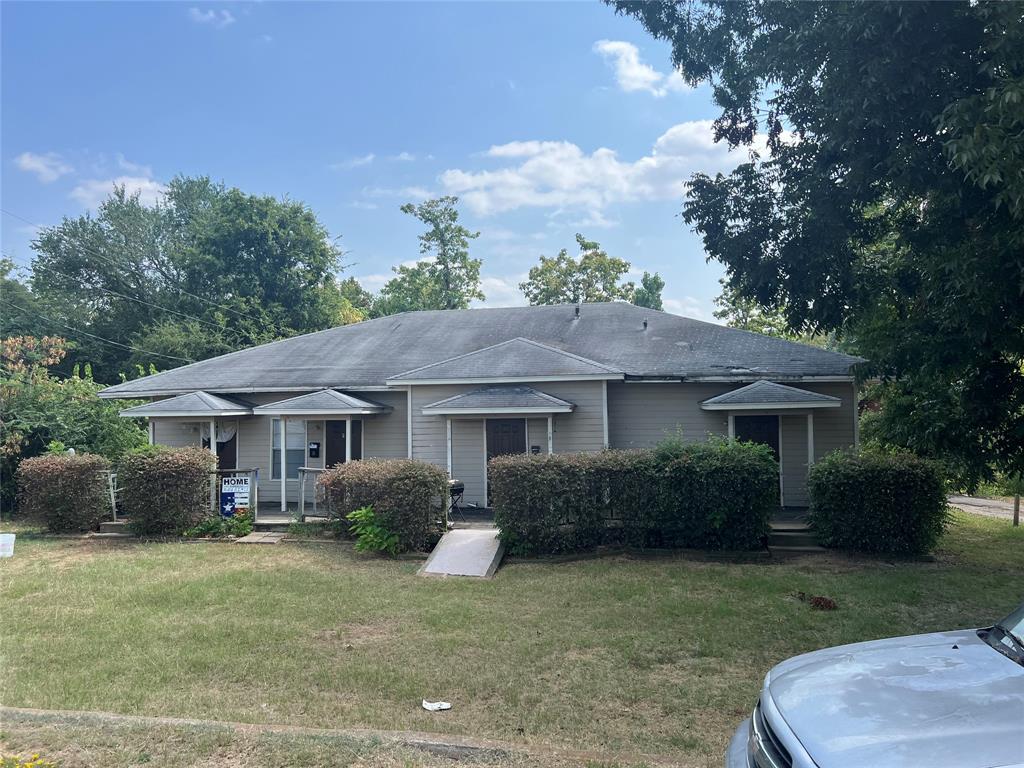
(16, 453), (111, 532)
(119, 445), (216, 536)
(318, 459), (448, 552)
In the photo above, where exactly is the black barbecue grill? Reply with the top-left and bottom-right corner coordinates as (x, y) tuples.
(449, 479), (465, 521)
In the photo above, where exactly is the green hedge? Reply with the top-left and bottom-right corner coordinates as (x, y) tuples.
(318, 459), (448, 552)
(16, 453), (111, 532)
(118, 446), (216, 536)
(490, 440), (778, 555)
(808, 451), (948, 555)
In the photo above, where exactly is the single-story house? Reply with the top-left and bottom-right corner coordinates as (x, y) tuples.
(98, 302), (863, 512)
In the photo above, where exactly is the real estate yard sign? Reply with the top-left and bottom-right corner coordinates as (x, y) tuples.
(220, 476), (251, 517)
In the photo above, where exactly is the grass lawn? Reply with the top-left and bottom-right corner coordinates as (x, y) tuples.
(1, 511), (1021, 767)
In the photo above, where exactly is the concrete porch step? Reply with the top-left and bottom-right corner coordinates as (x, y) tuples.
(768, 529), (820, 548)
(99, 520), (132, 535)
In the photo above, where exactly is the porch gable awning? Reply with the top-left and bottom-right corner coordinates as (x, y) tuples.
(119, 391), (254, 418)
(700, 380), (841, 411)
(251, 389), (391, 417)
(422, 385), (575, 416)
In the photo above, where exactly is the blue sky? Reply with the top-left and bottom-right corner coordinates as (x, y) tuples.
(1, 1), (759, 320)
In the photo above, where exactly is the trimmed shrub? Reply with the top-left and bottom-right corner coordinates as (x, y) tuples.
(119, 445), (216, 536)
(808, 451), (948, 555)
(491, 439), (778, 555)
(318, 459), (448, 552)
(16, 453), (111, 532)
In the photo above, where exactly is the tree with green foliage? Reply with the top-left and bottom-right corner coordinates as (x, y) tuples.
(0, 336), (148, 513)
(21, 177), (353, 383)
(633, 271), (665, 310)
(611, 0), (1024, 487)
(373, 196), (483, 316)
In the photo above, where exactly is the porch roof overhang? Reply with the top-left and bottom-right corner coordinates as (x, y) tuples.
(251, 388), (392, 417)
(700, 380), (842, 411)
(422, 386), (575, 416)
(118, 391), (254, 418)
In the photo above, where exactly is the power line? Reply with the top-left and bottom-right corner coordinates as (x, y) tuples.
(3, 253), (251, 343)
(1, 297), (196, 364)
(0, 207), (295, 339)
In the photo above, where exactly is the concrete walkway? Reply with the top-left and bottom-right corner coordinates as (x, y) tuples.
(949, 495), (1019, 522)
(420, 528), (504, 578)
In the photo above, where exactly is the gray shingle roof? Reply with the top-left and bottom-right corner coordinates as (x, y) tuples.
(700, 380), (843, 409)
(119, 391), (254, 417)
(251, 389), (390, 415)
(390, 337), (620, 382)
(422, 386), (575, 414)
(100, 303), (863, 398)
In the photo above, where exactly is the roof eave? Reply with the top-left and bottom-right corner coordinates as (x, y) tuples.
(388, 373), (624, 386)
(422, 405), (575, 416)
(700, 401), (842, 411)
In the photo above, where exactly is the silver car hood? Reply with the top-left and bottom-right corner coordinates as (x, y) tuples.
(767, 629), (1024, 768)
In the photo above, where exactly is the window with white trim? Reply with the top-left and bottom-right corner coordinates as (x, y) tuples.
(271, 419), (305, 479)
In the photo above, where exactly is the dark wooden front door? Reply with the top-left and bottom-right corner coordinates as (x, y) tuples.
(734, 415), (780, 460)
(216, 432), (237, 470)
(486, 419), (526, 459)
(325, 419), (363, 467)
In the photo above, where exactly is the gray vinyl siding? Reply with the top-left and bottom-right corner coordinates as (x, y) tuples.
(779, 415), (809, 507)
(362, 390), (409, 458)
(151, 419), (203, 448)
(540, 381), (606, 453)
(451, 419), (486, 506)
(526, 418), (549, 453)
(802, 382), (858, 460)
(607, 382), (730, 448)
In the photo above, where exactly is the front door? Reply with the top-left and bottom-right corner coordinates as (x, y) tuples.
(325, 420), (363, 467)
(734, 415), (780, 460)
(486, 418), (526, 459)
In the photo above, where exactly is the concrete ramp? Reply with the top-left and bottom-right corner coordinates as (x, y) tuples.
(420, 528), (504, 578)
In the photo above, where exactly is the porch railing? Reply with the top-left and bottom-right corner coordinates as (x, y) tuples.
(297, 467), (329, 520)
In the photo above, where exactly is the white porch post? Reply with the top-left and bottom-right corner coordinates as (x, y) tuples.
(807, 412), (815, 468)
(445, 417), (453, 476)
(602, 380), (610, 449)
(279, 416), (288, 513)
(727, 413), (736, 440)
(209, 419), (218, 514)
(547, 414), (553, 454)
(345, 415), (352, 463)
(208, 419), (217, 457)
(148, 419), (155, 445)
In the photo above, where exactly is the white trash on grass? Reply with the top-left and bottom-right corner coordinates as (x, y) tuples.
(0, 533), (14, 558)
(421, 699), (451, 712)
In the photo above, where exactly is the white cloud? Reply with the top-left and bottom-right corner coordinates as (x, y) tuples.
(363, 185), (431, 200)
(331, 153), (375, 170)
(188, 7), (236, 28)
(440, 119), (762, 217)
(15, 151), (73, 183)
(115, 153), (152, 176)
(664, 296), (713, 321)
(475, 275), (527, 308)
(390, 152), (416, 162)
(593, 40), (688, 98)
(348, 200), (379, 210)
(70, 176), (166, 210)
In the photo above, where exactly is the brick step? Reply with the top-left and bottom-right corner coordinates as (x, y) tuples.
(98, 520), (132, 534)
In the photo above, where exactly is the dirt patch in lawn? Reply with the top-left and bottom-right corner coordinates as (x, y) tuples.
(313, 618), (401, 649)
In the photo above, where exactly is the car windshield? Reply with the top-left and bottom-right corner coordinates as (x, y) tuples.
(996, 603), (1024, 646)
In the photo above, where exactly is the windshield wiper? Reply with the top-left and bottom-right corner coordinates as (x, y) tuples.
(980, 626), (1024, 667)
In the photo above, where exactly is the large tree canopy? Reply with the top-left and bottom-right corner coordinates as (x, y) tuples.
(611, 0), (1024, 484)
(16, 177), (352, 383)
(372, 196), (483, 316)
(520, 233), (665, 309)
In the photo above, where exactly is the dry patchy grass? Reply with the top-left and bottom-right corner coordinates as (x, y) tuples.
(0, 511), (1021, 767)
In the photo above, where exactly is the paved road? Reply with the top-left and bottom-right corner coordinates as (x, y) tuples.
(949, 495), (1019, 522)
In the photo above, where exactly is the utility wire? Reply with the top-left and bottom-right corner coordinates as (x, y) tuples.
(3, 253), (251, 343)
(0, 207), (295, 339)
(1, 297), (196, 364)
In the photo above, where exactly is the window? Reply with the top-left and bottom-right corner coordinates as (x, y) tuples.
(271, 419), (305, 479)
